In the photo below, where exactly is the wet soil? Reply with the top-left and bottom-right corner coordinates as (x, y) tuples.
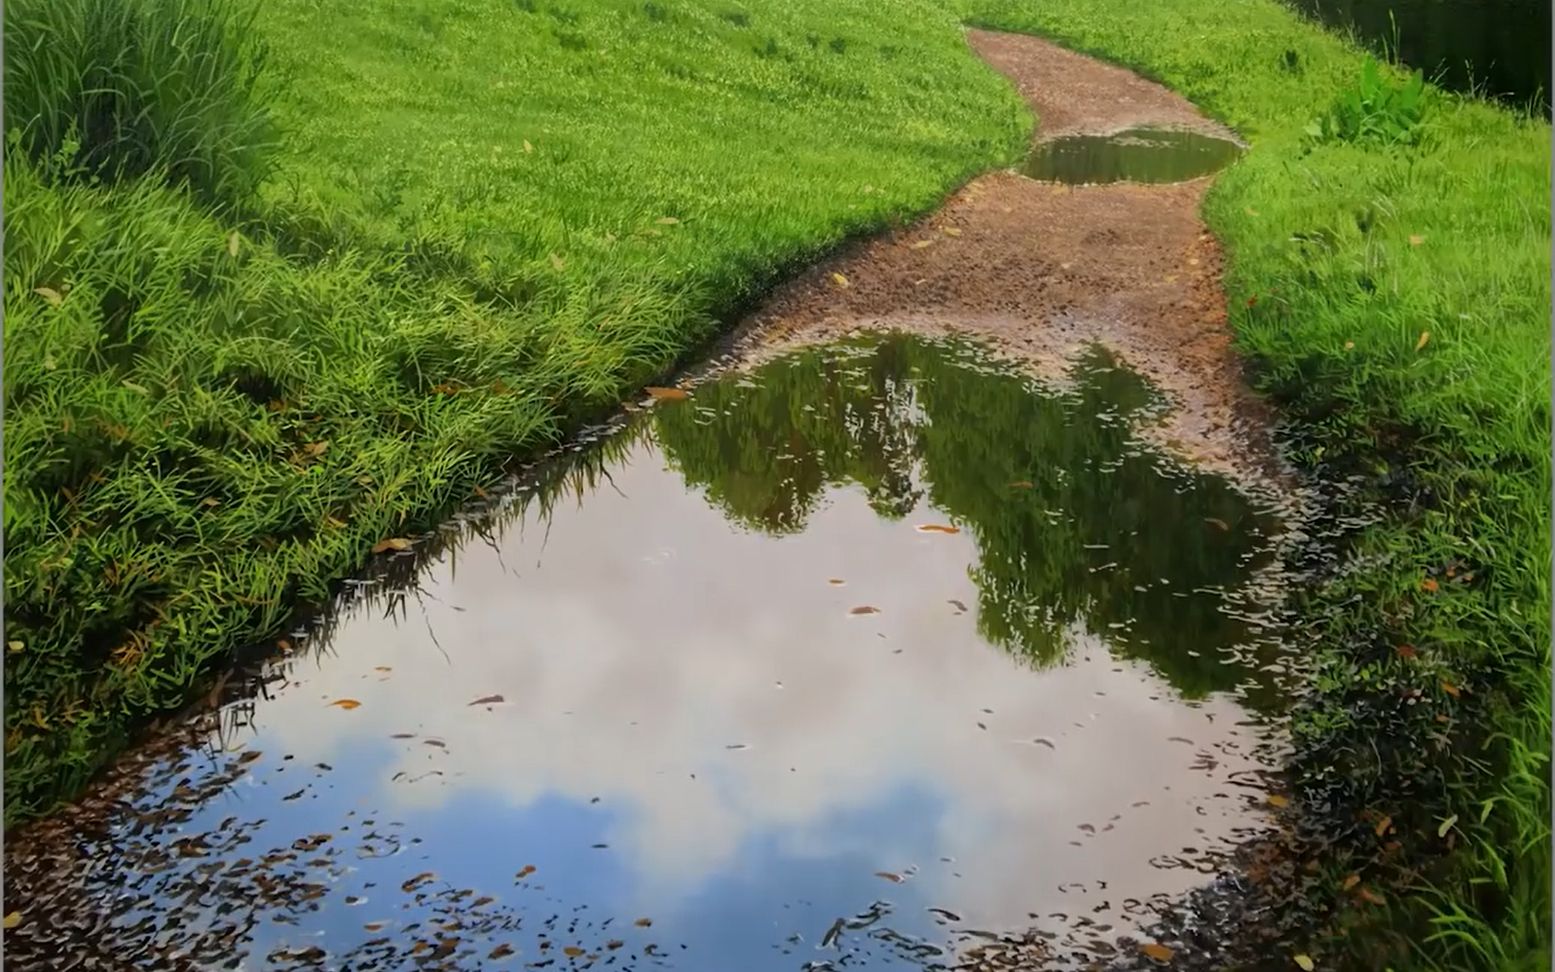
(721, 29), (1281, 492)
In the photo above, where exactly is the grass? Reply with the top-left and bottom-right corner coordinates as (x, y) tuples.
(2, 0), (1026, 822)
(3, 0), (1547, 967)
(956, 0), (1550, 967)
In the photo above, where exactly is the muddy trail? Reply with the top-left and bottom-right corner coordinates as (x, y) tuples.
(4, 30), (1332, 972)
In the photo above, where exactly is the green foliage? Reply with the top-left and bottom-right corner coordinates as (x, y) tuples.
(1, 0), (1027, 823)
(1305, 56), (1428, 146)
(959, 1), (1550, 968)
(3, 0), (278, 206)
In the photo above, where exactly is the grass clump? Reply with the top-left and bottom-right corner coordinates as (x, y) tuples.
(960, 0), (1549, 968)
(2, 0), (1027, 823)
(1306, 55), (1428, 146)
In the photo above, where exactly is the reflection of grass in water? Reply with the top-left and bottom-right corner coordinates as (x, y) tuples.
(652, 335), (1279, 700)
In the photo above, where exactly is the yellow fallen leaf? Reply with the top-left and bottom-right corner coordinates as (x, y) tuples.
(1341, 873), (1360, 891)
(915, 524), (960, 534)
(645, 386), (689, 401)
(7, 641), (23, 654)
(3, 911), (19, 929)
(1358, 887), (1386, 905)
(549, 253), (565, 271)
(656, 216), (680, 225)
(1408, 234), (1424, 246)
(1141, 943), (1174, 962)
(372, 537), (412, 554)
(523, 139), (534, 153)
(1267, 794), (1290, 808)
(227, 231), (241, 257)
(330, 699), (362, 710)
(911, 239), (933, 249)
(1344, 341), (1355, 350)
(564, 947), (584, 957)
(1440, 680), (1460, 698)
(1244, 207), (1260, 216)
(1373, 814), (1392, 837)
(33, 286), (63, 307)
(1294, 955), (1316, 971)
(1415, 330), (1430, 351)
(941, 227), (962, 237)
(831, 272), (850, 288)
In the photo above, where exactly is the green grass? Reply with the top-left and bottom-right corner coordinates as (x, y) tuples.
(2, 0), (1026, 822)
(956, 0), (1550, 967)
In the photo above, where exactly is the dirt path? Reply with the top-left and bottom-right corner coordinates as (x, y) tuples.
(722, 30), (1284, 492)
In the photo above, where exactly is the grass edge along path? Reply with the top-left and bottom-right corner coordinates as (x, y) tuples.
(2, 0), (1028, 826)
(958, 1), (1551, 969)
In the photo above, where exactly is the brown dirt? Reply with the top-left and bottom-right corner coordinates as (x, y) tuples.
(718, 30), (1286, 493)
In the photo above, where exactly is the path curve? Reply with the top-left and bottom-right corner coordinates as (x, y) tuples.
(724, 30), (1283, 493)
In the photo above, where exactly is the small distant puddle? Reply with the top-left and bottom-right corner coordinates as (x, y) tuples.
(7, 335), (1297, 970)
(1021, 126), (1243, 185)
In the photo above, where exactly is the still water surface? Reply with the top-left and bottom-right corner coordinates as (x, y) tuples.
(7, 336), (1296, 970)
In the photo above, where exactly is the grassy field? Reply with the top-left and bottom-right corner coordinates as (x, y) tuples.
(2, 0), (1027, 822)
(3, 0), (1548, 967)
(957, 0), (1551, 967)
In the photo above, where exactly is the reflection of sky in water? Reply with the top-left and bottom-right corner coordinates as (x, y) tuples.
(15, 341), (1287, 970)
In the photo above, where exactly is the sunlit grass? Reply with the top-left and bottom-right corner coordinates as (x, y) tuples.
(2, 0), (1027, 822)
(959, 0), (1549, 967)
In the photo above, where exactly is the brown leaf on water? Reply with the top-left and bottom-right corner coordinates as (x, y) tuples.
(227, 231), (241, 257)
(831, 272), (850, 288)
(391, 732), (415, 739)
(564, 946), (584, 957)
(1441, 680), (1461, 698)
(330, 699), (362, 710)
(634, 917), (653, 927)
(516, 864), (536, 879)
(606, 940), (624, 950)
(948, 599), (967, 612)
(828, 578), (846, 586)
(645, 386), (689, 401)
(1342, 873), (1361, 891)
(372, 538), (412, 554)
(469, 694), (506, 706)
(4, 911), (22, 929)
(489, 943), (516, 959)
(375, 666), (392, 673)
(915, 524), (960, 534)
(874, 871), (904, 883)
(1141, 943), (1174, 962)
(1205, 517), (1230, 531)
(1267, 794), (1290, 808)
(1373, 815), (1392, 837)
(849, 606), (880, 615)
(33, 286), (63, 306)
(364, 921), (386, 932)
(402, 872), (435, 892)
(1415, 331), (1430, 352)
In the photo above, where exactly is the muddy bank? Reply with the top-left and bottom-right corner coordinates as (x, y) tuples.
(721, 30), (1280, 492)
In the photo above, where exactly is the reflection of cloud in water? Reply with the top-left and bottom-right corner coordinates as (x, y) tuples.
(262, 441), (1268, 931)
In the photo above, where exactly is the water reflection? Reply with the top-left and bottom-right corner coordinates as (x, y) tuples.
(5, 336), (1290, 971)
(1018, 128), (1244, 186)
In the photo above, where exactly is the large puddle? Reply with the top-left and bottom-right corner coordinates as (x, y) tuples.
(1020, 127), (1243, 186)
(6, 335), (1297, 970)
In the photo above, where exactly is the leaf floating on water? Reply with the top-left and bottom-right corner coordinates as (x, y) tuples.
(1032, 737), (1056, 749)
(564, 947), (584, 957)
(516, 865), (537, 879)
(490, 943), (516, 959)
(1141, 943), (1174, 962)
(831, 272), (850, 288)
(1437, 814), (1458, 837)
(874, 871), (904, 883)
(3, 911), (21, 929)
(1373, 815), (1393, 838)
(849, 605), (880, 616)
(1341, 873), (1361, 891)
(915, 524), (960, 534)
(645, 386), (689, 401)
(948, 599), (967, 613)
(364, 921), (386, 932)
(828, 578), (846, 586)
(634, 917), (652, 927)
(1415, 331), (1430, 352)
(1294, 955), (1316, 971)
(402, 872), (435, 892)
(372, 537), (412, 554)
(1204, 517), (1230, 531)
(1267, 794), (1290, 808)
(330, 699), (362, 710)
(469, 694), (506, 706)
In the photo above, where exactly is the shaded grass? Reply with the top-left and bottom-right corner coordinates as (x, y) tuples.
(2, 0), (1028, 822)
(958, 0), (1550, 968)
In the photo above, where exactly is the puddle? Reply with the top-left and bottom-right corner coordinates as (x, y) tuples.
(1020, 127), (1243, 186)
(6, 335), (1297, 971)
